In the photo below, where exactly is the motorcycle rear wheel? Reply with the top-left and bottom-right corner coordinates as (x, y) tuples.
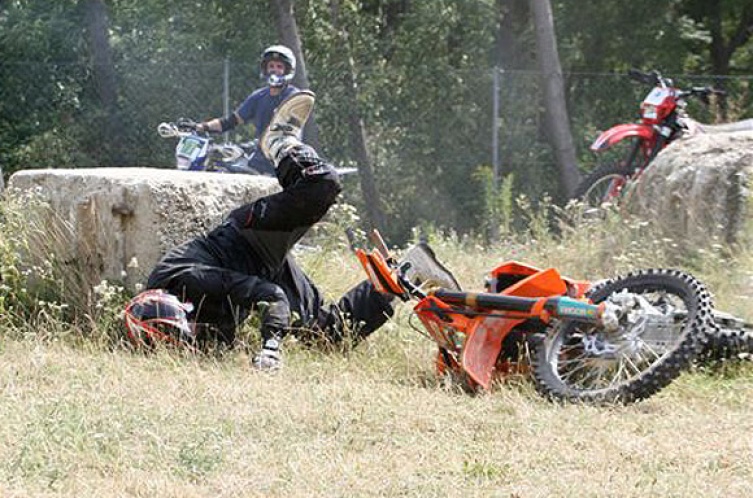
(531, 269), (713, 404)
(698, 311), (753, 363)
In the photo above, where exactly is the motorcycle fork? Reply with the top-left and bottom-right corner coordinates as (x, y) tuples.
(629, 135), (667, 187)
(622, 139), (642, 172)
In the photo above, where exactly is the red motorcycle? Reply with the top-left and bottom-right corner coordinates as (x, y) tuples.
(574, 69), (751, 208)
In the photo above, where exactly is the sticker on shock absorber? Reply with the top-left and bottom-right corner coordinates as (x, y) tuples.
(556, 298), (599, 319)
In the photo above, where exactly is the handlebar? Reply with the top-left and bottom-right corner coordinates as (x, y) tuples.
(157, 120), (244, 162)
(176, 117), (199, 130)
(157, 118), (220, 138)
(628, 68), (725, 103)
(628, 68), (667, 87)
(157, 118), (219, 138)
(157, 120), (202, 138)
(678, 87), (726, 104)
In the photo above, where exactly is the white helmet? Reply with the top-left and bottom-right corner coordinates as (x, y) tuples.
(260, 45), (296, 87)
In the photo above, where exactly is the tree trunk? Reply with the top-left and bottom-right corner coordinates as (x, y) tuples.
(529, 0), (580, 198)
(84, 0), (123, 165)
(495, 0), (531, 70)
(330, 0), (386, 232)
(269, 0), (320, 149)
(706, 2), (753, 120)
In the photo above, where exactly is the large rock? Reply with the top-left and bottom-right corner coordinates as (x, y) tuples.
(630, 131), (753, 247)
(7, 167), (279, 289)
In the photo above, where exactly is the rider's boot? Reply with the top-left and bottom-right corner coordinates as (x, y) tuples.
(261, 90), (316, 166)
(252, 332), (284, 372)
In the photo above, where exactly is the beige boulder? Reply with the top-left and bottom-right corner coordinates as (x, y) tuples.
(7, 167), (279, 289)
(629, 131), (753, 247)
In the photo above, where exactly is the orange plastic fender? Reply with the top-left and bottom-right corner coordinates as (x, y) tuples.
(504, 267), (568, 297)
(355, 248), (403, 295)
(461, 314), (523, 390)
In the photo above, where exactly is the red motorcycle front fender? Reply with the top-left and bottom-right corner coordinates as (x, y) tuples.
(590, 123), (656, 152)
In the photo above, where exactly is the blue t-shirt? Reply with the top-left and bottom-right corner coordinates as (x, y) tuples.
(235, 85), (299, 175)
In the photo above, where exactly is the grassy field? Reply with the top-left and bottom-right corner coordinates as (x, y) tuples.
(2, 208), (753, 496)
(1, 333), (752, 497)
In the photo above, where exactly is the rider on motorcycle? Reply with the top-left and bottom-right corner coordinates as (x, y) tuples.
(196, 45), (300, 176)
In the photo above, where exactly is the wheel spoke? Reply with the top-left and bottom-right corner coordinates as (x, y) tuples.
(558, 357), (592, 383)
(620, 353), (644, 377)
(604, 361), (627, 388)
(635, 339), (664, 363)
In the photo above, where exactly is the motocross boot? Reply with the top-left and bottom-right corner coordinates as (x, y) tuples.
(260, 90), (316, 166)
(252, 333), (283, 372)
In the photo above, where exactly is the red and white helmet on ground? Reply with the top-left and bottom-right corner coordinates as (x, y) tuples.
(260, 45), (296, 87)
(124, 289), (195, 348)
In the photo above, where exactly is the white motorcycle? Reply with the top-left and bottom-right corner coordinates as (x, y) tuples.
(157, 119), (268, 175)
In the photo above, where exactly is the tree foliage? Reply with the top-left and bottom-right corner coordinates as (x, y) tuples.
(3, 0), (753, 242)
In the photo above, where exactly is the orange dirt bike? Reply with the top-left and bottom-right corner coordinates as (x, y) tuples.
(350, 230), (746, 404)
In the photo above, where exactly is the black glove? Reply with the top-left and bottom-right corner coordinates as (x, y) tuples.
(176, 118), (200, 132)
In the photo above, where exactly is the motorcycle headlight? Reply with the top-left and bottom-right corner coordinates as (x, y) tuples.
(642, 104), (657, 119)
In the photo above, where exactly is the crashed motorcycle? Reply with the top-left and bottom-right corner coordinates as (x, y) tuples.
(157, 119), (269, 175)
(575, 68), (753, 209)
(352, 230), (750, 404)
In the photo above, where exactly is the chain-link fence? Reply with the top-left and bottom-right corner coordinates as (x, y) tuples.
(2, 60), (752, 238)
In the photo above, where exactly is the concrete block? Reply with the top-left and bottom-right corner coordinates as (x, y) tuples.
(7, 167), (279, 289)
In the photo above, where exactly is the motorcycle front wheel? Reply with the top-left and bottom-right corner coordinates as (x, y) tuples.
(573, 162), (632, 208)
(531, 269), (713, 404)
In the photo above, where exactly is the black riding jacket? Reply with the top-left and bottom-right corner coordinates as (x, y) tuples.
(147, 164), (342, 326)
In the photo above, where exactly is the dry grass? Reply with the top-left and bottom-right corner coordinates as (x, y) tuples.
(3, 203), (753, 496)
(1, 337), (752, 497)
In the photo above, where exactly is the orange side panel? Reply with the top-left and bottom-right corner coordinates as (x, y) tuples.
(489, 260), (592, 298)
(489, 261), (541, 279)
(503, 267), (568, 297)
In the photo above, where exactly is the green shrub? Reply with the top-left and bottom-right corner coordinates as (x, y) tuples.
(0, 193), (132, 345)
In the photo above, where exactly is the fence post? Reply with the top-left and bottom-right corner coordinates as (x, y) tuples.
(223, 57), (230, 143)
(492, 66), (501, 189)
(490, 66), (502, 242)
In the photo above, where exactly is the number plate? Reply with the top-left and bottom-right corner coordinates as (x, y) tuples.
(177, 136), (207, 160)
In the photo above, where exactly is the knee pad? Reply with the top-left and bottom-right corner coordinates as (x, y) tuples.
(255, 282), (288, 304)
(254, 282), (291, 332)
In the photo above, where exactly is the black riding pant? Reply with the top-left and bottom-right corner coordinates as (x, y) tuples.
(147, 245), (393, 346)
